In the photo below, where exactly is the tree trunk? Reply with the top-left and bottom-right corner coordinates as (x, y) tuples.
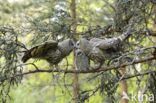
(153, 5), (156, 39)
(70, 0), (79, 103)
(120, 66), (128, 103)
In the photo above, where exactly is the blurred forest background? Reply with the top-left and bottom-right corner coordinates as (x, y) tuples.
(0, 0), (156, 103)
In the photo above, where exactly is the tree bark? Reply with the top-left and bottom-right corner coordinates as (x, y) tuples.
(153, 5), (156, 40)
(70, 0), (79, 103)
(120, 66), (128, 103)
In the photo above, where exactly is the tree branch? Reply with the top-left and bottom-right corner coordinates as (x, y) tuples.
(0, 56), (155, 82)
(121, 70), (156, 80)
(76, 26), (156, 36)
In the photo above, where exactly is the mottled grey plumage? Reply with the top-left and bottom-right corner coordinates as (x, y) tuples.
(22, 39), (75, 70)
(76, 31), (131, 68)
(75, 49), (90, 70)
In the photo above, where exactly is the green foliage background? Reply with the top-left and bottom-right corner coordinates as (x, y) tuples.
(0, 0), (155, 103)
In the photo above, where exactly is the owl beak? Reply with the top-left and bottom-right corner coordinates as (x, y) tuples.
(74, 45), (76, 48)
(74, 45), (78, 50)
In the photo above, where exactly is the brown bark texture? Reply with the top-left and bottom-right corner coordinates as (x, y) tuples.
(70, 0), (79, 103)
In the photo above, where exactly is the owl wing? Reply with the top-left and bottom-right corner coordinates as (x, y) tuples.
(22, 40), (58, 63)
(91, 31), (131, 50)
(91, 38), (121, 50)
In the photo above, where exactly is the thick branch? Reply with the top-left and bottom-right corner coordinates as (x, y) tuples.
(0, 56), (155, 83)
(11, 56), (156, 74)
(24, 56), (155, 73)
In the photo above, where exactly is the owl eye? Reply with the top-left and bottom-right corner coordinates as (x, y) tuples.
(76, 42), (80, 47)
(77, 52), (82, 56)
(70, 41), (74, 46)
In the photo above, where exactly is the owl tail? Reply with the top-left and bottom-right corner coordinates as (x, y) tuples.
(22, 51), (32, 63)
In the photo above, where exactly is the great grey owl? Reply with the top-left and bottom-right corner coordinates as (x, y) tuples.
(76, 31), (132, 69)
(22, 39), (75, 70)
(75, 49), (90, 70)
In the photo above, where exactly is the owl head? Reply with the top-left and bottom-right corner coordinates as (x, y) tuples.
(75, 49), (85, 57)
(58, 39), (75, 55)
(76, 38), (91, 53)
